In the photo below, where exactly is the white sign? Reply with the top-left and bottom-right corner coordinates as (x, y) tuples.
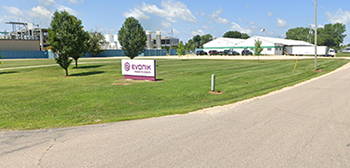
(121, 59), (156, 77)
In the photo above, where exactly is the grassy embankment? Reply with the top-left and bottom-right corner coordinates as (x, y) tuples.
(0, 58), (348, 130)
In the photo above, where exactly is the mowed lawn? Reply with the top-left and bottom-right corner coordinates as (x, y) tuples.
(336, 52), (350, 57)
(1, 58), (349, 130)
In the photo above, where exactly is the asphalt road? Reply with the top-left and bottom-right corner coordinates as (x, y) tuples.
(1, 62), (350, 167)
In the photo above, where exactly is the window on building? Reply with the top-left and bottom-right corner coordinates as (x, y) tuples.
(268, 48), (272, 51)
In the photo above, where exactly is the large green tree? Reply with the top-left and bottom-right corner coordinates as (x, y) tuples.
(193, 35), (201, 48)
(321, 23), (346, 48)
(200, 34), (213, 47)
(223, 31), (250, 39)
(87, 31), (105, 57)
(48, 10), (89, 75)
(118, 17), (147, 59)
(285, 27), (311, 42)
(184, 34), (213, 52)
(286, 23), (346, 50)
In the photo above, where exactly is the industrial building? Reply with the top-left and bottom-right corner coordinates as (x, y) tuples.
(203, 36), (314, 55)
(145, 30), (179, 49)
(103, 32), (122, 50)
(0, 22), (49, 51)
(0, 31), (10, 39)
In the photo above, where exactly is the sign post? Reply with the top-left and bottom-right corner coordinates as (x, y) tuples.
(211, 74), (215, 92)
(121, 59), (156, 81)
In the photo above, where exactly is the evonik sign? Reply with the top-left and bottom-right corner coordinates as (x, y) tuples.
(121, 59), (156, 81)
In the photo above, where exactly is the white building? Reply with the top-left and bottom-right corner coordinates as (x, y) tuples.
(203, 36), (313, 55)
(103, 32), (122, 50)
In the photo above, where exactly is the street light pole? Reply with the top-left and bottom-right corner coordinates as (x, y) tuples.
(315, 0), (318, 70)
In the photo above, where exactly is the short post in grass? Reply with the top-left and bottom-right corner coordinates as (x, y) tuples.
(211, 74), (215, 92)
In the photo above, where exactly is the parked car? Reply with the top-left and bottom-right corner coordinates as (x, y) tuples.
(219, 51), (224, 56)
(228, 51), (240, 56)
(242, 49), (253, 55)
(223, 50), (231, 55)
(196, 51), (208, 55)
(209, 50), (219, 55)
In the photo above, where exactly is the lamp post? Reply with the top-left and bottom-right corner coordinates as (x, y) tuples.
(315, 0), (318, 70)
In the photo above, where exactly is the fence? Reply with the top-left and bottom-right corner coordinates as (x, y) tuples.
(0, 51), (48, 59)
(1, 49), (178, 59)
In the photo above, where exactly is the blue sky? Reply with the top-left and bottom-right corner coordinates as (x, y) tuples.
(1, 0), (350, 44)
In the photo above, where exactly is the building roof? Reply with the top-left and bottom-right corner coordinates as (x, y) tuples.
(247, 36), (313, 46)
(203, 37), (245, 47)
(203, 36), (313, 49)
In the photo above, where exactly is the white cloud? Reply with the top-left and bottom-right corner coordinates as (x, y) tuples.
(231, 22), (252, 34)
(166, 17), (177, 23)
(69, 0), (84, 4)
(249, 21), (255, 25)
(325, 8), (350, 24)
(201, 12), (205, 16)
(276, 17), (287, 27)
(123, 8), (150, 20)
(201, 25), (212, 29)
(161, 21), (171, 28)
(246, 4), (250, 8)
(310, 24), (324, 29)
(173, 28), (180, 34)
(0, 15), (8, 23)
(139, 0), (197, 23)
(3, 6), (24, 17)
(267, 11), (272, 16)
(238, 17), (242, 21)
(191, 29), (205, 36)
(251, 25), (259, 30)
(209, 7), (229, 24)
(39, 0), (57, 8)
(27, 6), (52, 19)
(56, 4), (81, 16)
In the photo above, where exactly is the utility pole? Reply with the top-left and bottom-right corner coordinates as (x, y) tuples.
(315, 0), (318, 70)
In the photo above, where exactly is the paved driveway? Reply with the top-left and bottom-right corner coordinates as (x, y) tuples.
(1, 62), (350, 167)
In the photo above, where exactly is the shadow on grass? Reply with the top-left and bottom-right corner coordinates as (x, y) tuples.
(73, 65), (104, 69)
(70, 71), (105, 77)
(0, 71), (17, 75)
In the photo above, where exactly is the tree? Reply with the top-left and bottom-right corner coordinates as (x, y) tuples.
(285, 27), (311, 42)
(200, 34), (213, 47)
(285, 23), (346, 50)
(48, 10), (89, 76)
(223, 31), (250, 39)
(118, 17), (147, 59)
(184, 34), (213, 52)
(176, 41), (185, 56)
(321, 23), (346, 49)
(185, 39), (195, 52)
(87, 31), (105, 57)
(254, 39), (263, 55)
(241, 33), (250, 39)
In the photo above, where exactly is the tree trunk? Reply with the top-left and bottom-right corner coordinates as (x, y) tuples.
(75, 59), (78, 68)
(65, 68), (69, 76)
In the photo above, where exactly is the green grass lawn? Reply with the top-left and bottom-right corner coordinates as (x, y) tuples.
(1, 58), (349, 130)
(336, 52), (350, 57)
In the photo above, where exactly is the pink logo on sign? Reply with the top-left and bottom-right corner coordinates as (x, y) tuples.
(124, 62), (130, 71)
